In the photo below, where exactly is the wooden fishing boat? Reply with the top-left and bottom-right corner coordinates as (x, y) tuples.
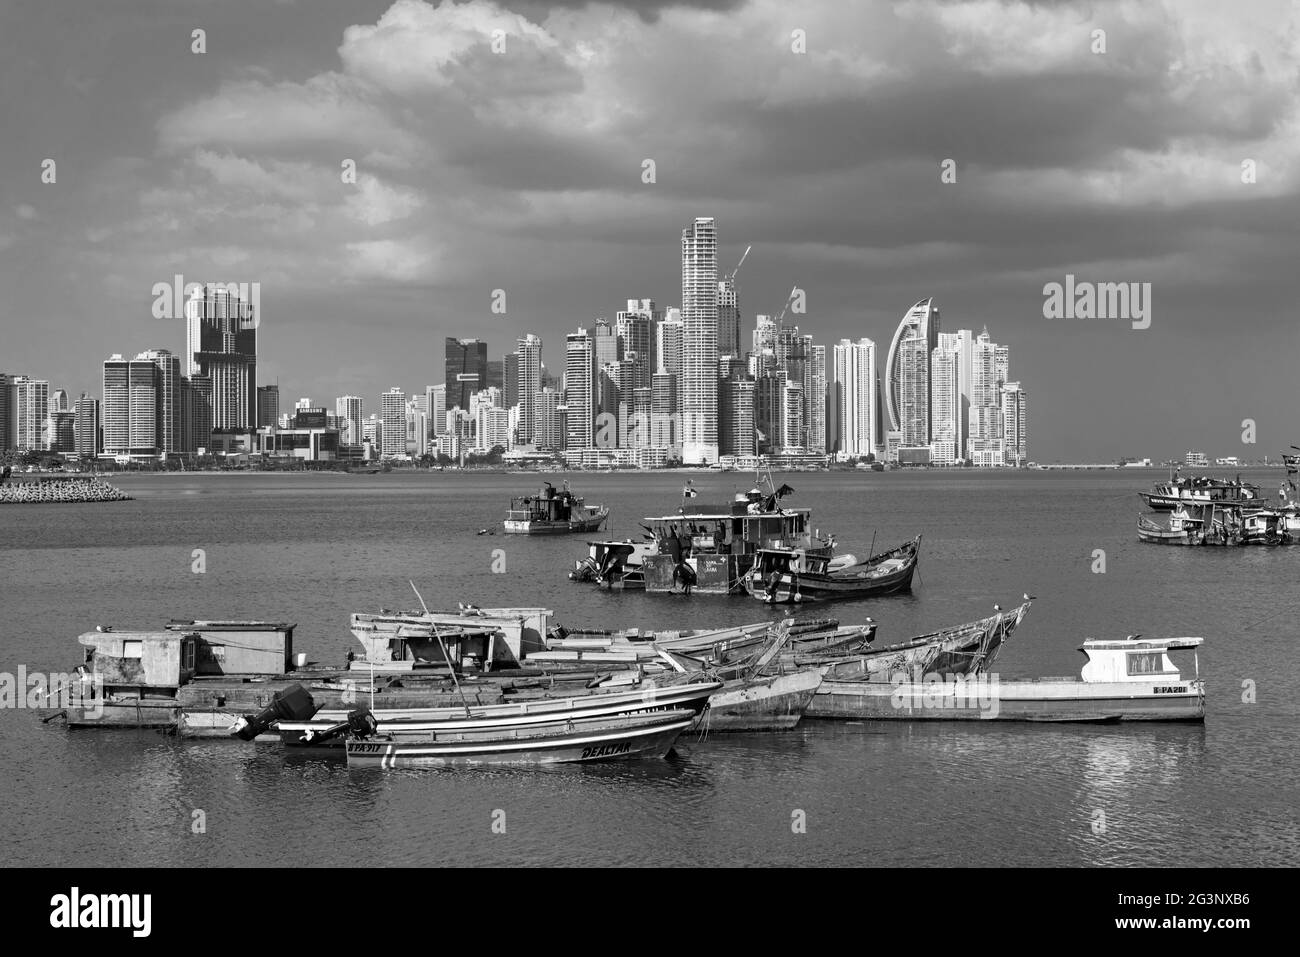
(278, 678), (721, 749)
(692, 667), (826, 731)
(344, 709), (696, 767)
(741, 536), (920, 604)
(1137, 504), (1244, 546)
(808, 637), (1205, 723)
(504, 481), (608, 534)
(1138, 472), (1260, 510)
(806, 601), (1032, 718)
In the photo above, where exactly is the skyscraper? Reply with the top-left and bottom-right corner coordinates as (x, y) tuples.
(616, 299), (658, 392)
(680, 216), (719, 464)
(564, 328), (595, 449)
(534, 388), (564, 450)
(102, 355), (157, 457)
(380, 387), (407, 458)
(517, 334), (543, 445)
(445, 338), (488, 412)
(73, 394), (100, 457)
(656, 308), (684, 375)
(717, 275), (741, 359)
(136, 349), (182, 454)
(884, 298), (940, 443)
(336, 395), (364, 445)
(503, 351), (519, 411)
(719, 377), (756, 456)
(969, 327), (1006, 463)
(13, 376), (50, 451)
(1001, 382), (1028, 466)
(0, 373), (12, 451)
(186, 285), (257, 431)
(258, 385), (280, 429)
(831, 338), (877, 457)
(650, 371), (678, 449)
(929, 344), (960, 465)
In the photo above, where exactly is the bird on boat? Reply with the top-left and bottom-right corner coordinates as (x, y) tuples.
(993, 603), (1001, 612)
(1023, 593), (1036, 601)
(1127, 634), (1142, 641)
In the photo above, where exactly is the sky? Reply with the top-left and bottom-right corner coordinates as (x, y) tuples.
(1, 0), (1298, 462)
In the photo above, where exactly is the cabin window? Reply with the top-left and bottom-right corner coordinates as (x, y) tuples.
(182, 640), (196, 672)
(1126, 652), (1164, 676)
(122, 640), (144, 659)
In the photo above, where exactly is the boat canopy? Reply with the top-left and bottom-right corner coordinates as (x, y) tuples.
(1079, 636), (1203, 683)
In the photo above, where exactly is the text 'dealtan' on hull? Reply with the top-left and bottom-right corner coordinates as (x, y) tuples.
(345, 710), (694, 767)
(807, 678), (1205, 722)
(698, 668), (825, 731)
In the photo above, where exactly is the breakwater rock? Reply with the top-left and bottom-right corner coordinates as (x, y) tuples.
(0, 477), (133, 504)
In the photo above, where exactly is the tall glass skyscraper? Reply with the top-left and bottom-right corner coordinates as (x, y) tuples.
(680, 216), (718, 464)
(884, 298), (940, 446)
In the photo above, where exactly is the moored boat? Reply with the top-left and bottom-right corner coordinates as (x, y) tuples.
(1137, 504), (1244, 545)
(1138, 471), (1260, 510)
(504, 481), (608, 534)
(741, 536), (920, 604)
(345, 708), (696, 767)
(808, 636), (1205, 723)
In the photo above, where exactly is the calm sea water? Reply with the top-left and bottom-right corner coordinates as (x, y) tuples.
(1, 469), (1297, 867)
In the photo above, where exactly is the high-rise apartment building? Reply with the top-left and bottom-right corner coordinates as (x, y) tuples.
(257, 385), (280, 429)
(533, 388), (564, 450)
(884, 298), (940, 444)
(380, 387), (407, 458)
(336, 395), (363, 445)
(564, 328), (595, 449)
(13, 376), (50, 451)
(680, 216), (719, 464)
(102, 355), (158, 457)
(656, 309), (684, 375)
(185, 285), (257, 431)
(517, 334), (543, 444)
(73, 394), (100, 457)
(1001, 382), (1028, 466)
(831, 338), (877, 457)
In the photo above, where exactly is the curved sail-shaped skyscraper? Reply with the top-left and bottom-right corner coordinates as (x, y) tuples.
(883, 298), (940, 445)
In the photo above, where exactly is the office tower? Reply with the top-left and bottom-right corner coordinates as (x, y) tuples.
(656, 308), (684, 375)
(51, 389), (70, 412)
(445, 338), (488, 411)
(968, 326), (1007, 463)
(44, 410), (76, 452)
(73, 394), (100, 457)
(782, 381), (805, 450)
(1001, 382), (1028, 466)
(533, 388), (564, 450)
(831, 338), (877, 457)
(929, 344), (960, 465)
(0, 373), (11, 451)
(719, 377), (756, 456)
(181, 376), (213, 454)
(517, 335), (543, 444)
(363, 414), (382, 448)
(102, 355), (158, 456)
(884, 298), (940, 442)
(680, 216), (718, 464)
(650, 371), (678, 448)
(429, 384), (447, 436)
(336, 395), (363, 445)
(593, 319), (620, 367)
(995, 344), (1010, 390)
(627, 385), (654, 447)
(564, 328), (595, 449)
(503, 352), (519, 410)
(380, 387), (407, 458)
(13, 376), (50, 451)
(486, 358), (504, 394)
(257, 386), (280, 429)
(406, 398), (428, 457)
(616, 299), (658, 391)
(936, 330), (972, 458)
(185, 285), (256, 430)
(805, 340), (826, 453)
(754, 375), (783, 452)
(717, 275), (741, 359)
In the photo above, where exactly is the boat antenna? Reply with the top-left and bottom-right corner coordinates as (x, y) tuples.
(409, 579), (474, 717)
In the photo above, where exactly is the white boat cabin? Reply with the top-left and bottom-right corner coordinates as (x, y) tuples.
(1078, 637), (1202, 684)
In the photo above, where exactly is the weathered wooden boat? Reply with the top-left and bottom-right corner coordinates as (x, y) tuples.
(1138, 472), (1260, 510)
(277, 678), (721, 749)
(571, 477), (836, 595)
(504, 481), (608, 534)
(806, 601), (1032, 718)
(1137, 504), (1245, 546)
(691, 667), (826, 731)
(344, 708), (696, 767)
(808, 637), (1205, 723)
(741, 536), (920, 604)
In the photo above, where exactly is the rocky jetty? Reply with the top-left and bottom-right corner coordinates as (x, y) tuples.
(0, 476), (133, 504)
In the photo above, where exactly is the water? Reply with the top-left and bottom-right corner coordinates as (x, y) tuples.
(1, 469), (1297, 866)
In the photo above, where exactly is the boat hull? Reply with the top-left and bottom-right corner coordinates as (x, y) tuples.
(504, 510), (608, 535)
(807, 677), (1205, 722)
(697, 668), (825, 732)
(345, 710), (693, 767)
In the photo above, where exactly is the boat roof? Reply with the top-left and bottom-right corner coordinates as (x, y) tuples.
(1081, 636), (1203, 651)
(164, 620), (296, 631)
(644, 507), (812, 521)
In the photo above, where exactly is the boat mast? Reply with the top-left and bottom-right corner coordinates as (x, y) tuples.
(409, 580), (474, 717)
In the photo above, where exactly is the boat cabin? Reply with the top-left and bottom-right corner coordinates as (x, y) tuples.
(508, 482), (581, 523)
(1078, 637), (1202, 684)
(163, 620), (296, 675)
(349, 608), (554, 671)
(79, 620), (297, 690)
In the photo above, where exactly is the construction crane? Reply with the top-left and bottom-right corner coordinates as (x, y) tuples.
(775, 285), (799, 323)
(727, 245), (752, 284)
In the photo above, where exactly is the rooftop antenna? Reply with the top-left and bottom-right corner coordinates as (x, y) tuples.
(410, 580), (474, 717)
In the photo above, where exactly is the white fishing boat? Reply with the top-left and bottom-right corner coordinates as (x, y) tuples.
(345, 709), (695, 767)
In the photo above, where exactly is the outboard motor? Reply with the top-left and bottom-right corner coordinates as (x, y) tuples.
(231, 683), (318, 741)
(346, 708), (380, 740)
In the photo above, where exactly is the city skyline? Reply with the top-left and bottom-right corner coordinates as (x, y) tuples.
(3, 0), (1299, 462)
